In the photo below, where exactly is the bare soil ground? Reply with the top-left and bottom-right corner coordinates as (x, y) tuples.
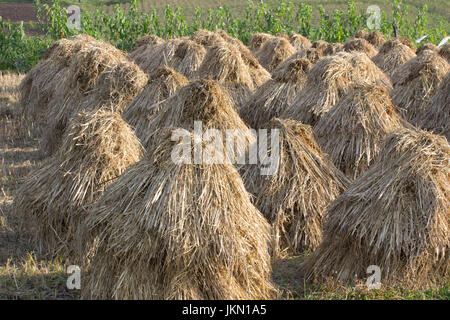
(0, 3), (38, 22)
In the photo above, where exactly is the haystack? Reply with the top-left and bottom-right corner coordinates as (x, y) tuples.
(128, 34), (165, 61)
(439, 43), (450, 63)
(196, 42), (255, 109)
(301, 128), (449, 287)
(169, 39), (207, 79)
(311, 40), (329, 55)
(14, 109), (143, 258)
(413, 72), (450, 140)
(416, 42), (439, 56)
(365, 31), (385, 48)
(323, 42), (344, 56)
(123, 66), (188, 144)
(190, 29), (226, 47)
(19, 35), (98, 124)
(240, 58), (311, 129)
(314, 83), (404, 179)
(241, 118), (348, 258)
(41, 43), (147, 155)
(289, 33), (312, 51)
(343, 38), (378, 58)
(372, 38), (417, 79)
(249, 32), (275, 53)
(282, 52), (391, 126)
(81, 128), (276, 299)
(255, 37), (296, 73)
(391, 50), (449, 122)
(352, 30), (368, 39)
(143, 79), (255, 156)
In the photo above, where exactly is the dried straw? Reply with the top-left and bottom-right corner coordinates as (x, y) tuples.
(241, 118), (349, 258)
(314, 83), (404, 179)
(240, 58), (311, 129)
(255, 37), (296, 73)
(372, 38), (417, 79)
(289, 33), (312, 51)
(343, 38), (378, 58)
(14, 109), (143, 258)
(301, 127), (449, 288)
(81, 128), (276, 299)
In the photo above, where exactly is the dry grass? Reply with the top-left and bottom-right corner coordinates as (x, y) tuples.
(241, 118), (349, 258)
(343, 38), (378, 58)
(439, 44), (450, 63)
(391, 50), (449, 123)
(416, 43), (440, 56)
(282, 52), (391, 126)
(372, 38), (417, 79)
(413, 72), (450, 140)
(289, 33), (312, 52)
(80, 128), (276, 299)
(143, 79), (255, 157)
(248, 33), (274, 53)
(301, 127), (449, 288)
(0, 72), (24, 107)
(313, 83), (404, 180)
(196, 41), (255, 109)
(240, 58), (311, 129)
(122, 66), (188, 145)
(40, 41), (147, 156)
(13, 109), (143, 259)
(255, 37), (297, 73)
(365, 31), (386, 49)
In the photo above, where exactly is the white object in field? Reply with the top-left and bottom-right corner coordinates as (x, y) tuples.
(438, 37), (450, 47)
(415, 35), (428, 44)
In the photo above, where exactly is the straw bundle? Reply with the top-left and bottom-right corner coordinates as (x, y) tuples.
(352, 30), (368, 39)
(365, 31), (386, 49)
(249, 33), (275, 53)
(311, 40), (329, 55)
(439, 43), (450, 63)
(129, 34), (165, 59)
(81, 128), (276, 299)
(143, 79), (255, 155)
(289, 33), (312, 51)
(41, 43), (147, 155)
(123, 66), (188, 144)
(240, 58), (311, 129)
(196, 42), (255, 109)
(241, 119), (349, 258)
(255, 37), (296, 73)
(19, 35), (97, 123)
(190, 29), (227, 47)
(282, 52), (391, 126)
(14, 109), (143, 258)
(323, 42), (344, 56)
(413, 72), (450, 140)
(301, 128), (449, 287)
(169, 39), (207, 79)
(391, 50), (449, 123)
(372, 38), (417, 79)
(416, 43), (439, 56)
(343, 38), (378, 58)
(314, 84), (404, 179)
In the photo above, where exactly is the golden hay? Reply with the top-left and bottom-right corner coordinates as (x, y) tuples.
(300, 127), (449, 287)
(398, 36), (415, 50)
(249, 32), (275, 53)
(190, 29), (227, 47)
(343, 38), (378, 58)
(196, 41), (255, 109)
(311, 40), (329, 55)
(123, 66), (188, 144)
(240, 58), (311, 129)
(413, 72), (450, 140)
(323, 42), (344, 56)
(391, 50), (449, 123)
(352, 30), (368, 39)
(41, 43), (147, 156)
(133, 38), (181, 74)
(416, 42), (440, 56)
(14, 109), (143, 258)
(314, 83), (404, 179)
(372, 38), (417, 79)
(19, 35), (98, 123)
(80, 128), (276, 299)
(129, 34), (165, 56)
(289, 33), (312, 51)
(169, 39), (207, 79)
(365, 31), (386, 49)
(255, 37), (296, 73)
(282, 52), (391, 126)
(143, 79), (255, 155)
(438, 43), (450, 63)
(241, 118), (349, 258)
